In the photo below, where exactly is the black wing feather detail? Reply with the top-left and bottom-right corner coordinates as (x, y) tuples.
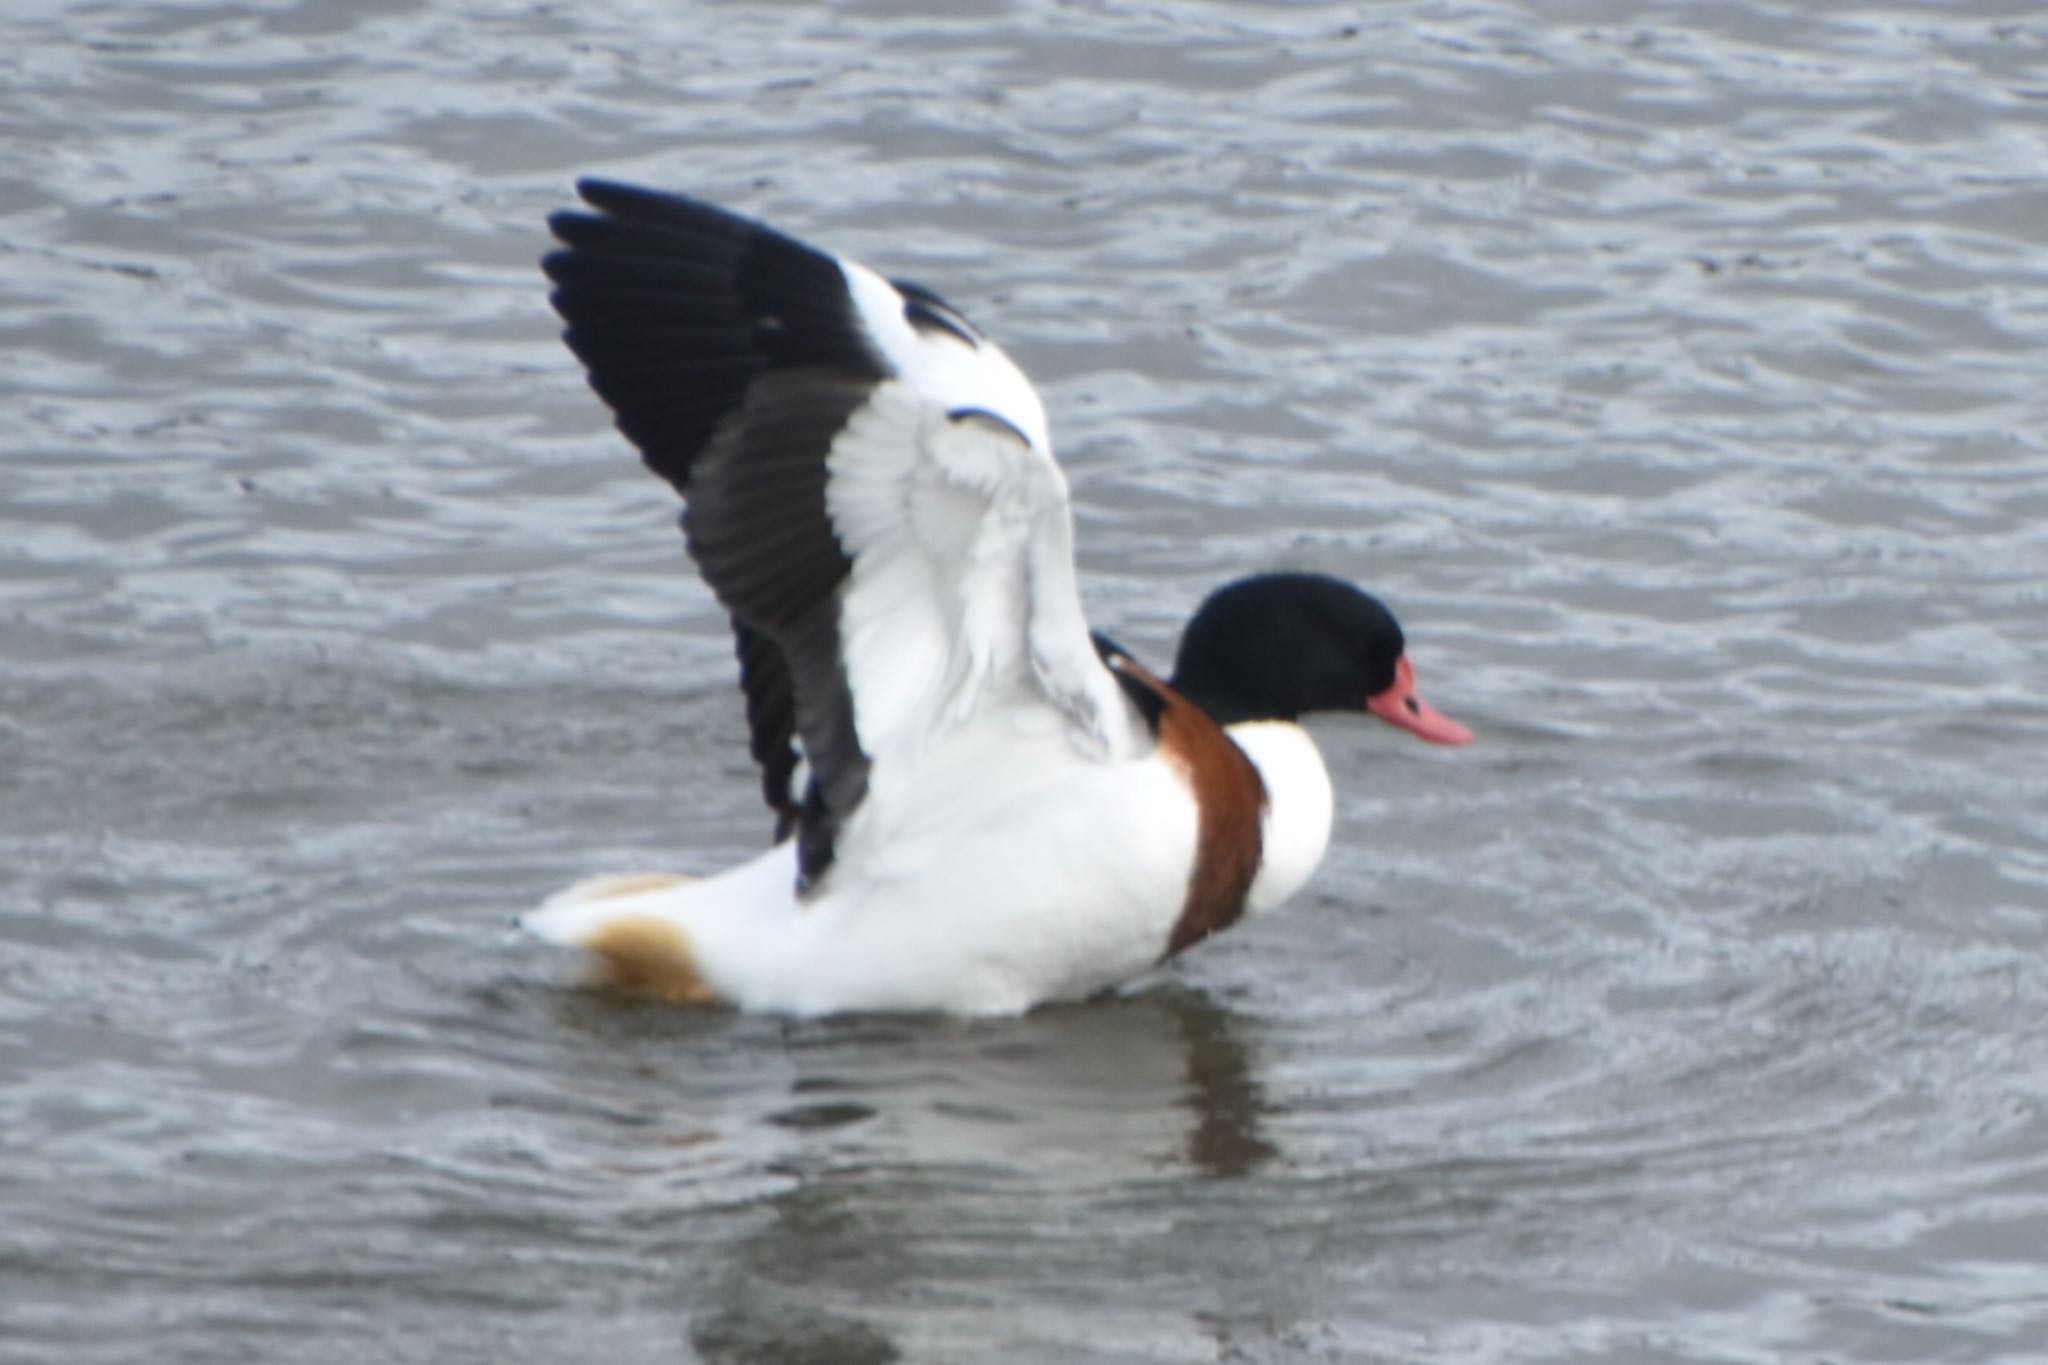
(731, 617), (800, 840)
(543, 180), (897, 886)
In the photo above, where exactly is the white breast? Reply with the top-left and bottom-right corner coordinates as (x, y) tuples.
(1226, 721), (1335, 914)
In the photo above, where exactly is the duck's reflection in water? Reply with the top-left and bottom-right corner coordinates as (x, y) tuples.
(647, 984), (1276, 1359)
(1160, 986), (1278, 1179)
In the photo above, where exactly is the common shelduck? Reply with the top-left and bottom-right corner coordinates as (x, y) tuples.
(521, 181), (1471, 1016)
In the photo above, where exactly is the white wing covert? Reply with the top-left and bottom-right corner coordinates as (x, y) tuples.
(826, 379), (1134, 781)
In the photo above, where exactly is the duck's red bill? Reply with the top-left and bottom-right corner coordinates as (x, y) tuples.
(1366, 656), (1473, 745)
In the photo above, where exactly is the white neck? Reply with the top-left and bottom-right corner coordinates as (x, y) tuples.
(1225, 720), (1334, 915)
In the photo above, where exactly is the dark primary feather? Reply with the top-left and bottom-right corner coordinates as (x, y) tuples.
(544, 181), (908, 884)
(731, 619), (801, 840)
(544, 179), (882, 494)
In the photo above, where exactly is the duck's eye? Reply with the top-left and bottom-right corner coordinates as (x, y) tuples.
(1404, 696), (1421, 715)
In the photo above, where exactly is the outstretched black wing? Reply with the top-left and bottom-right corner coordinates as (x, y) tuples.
(544, 181), (1134, 891)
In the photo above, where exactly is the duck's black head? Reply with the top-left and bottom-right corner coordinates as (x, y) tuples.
(1168, 571), (1471, 743)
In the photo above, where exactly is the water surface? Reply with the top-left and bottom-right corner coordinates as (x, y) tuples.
(4, 2), (2047, 1360)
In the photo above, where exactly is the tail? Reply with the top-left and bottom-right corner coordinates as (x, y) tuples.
(518, 872), (718, 1003)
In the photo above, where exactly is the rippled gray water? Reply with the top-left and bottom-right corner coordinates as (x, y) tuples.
(5, 2), (2048, 1360)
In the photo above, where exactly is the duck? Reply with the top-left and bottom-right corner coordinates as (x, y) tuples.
(520, 180), (1471, 1017)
